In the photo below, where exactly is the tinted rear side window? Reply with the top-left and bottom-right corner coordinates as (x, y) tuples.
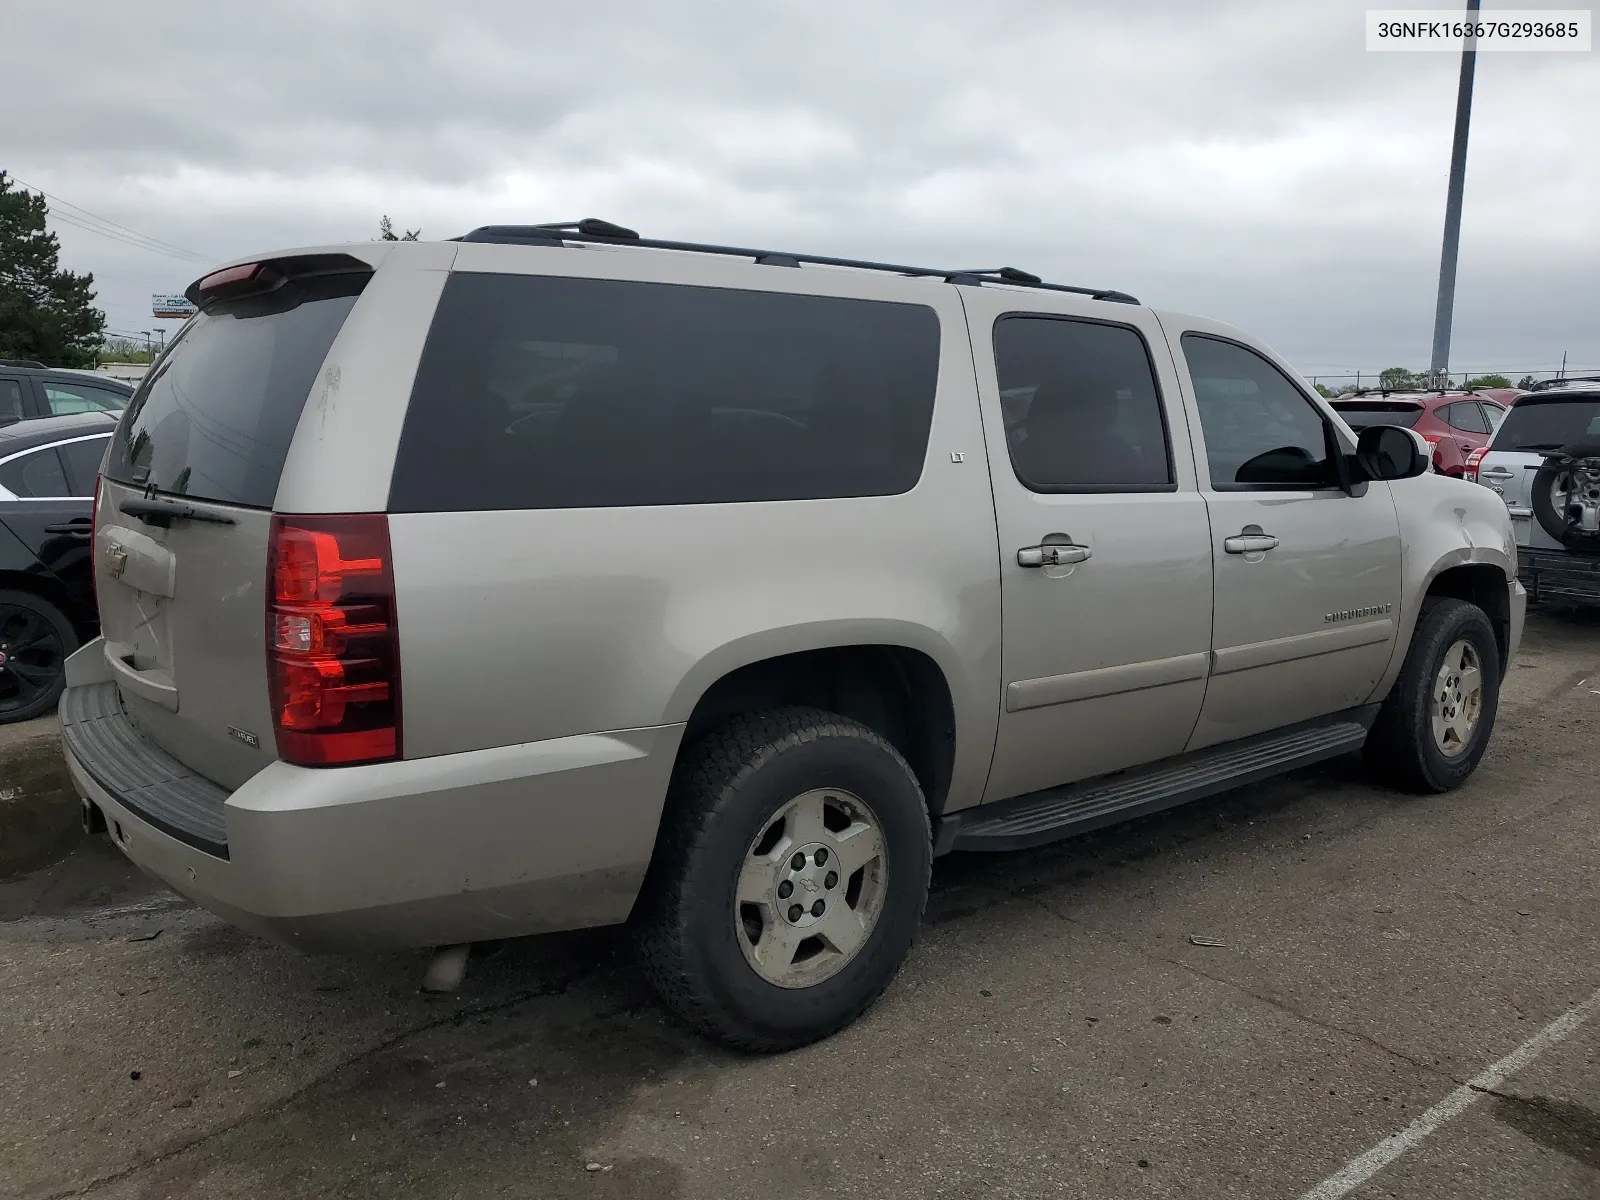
(992, 315), (1173, 490)
(60, 436), (111, 494)
(0, 448), (69, 498)
(389, 274), (941, 511)
(1493, 397), (1600, 450)
(104, 273), (367, 508)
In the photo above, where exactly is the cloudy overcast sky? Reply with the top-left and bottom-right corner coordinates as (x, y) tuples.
(7, 0), (1596, 380)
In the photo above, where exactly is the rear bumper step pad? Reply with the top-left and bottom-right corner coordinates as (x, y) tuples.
(60, 682), (231, 859)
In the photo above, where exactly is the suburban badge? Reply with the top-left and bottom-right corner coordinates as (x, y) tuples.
(1325, 603), (1393, 624)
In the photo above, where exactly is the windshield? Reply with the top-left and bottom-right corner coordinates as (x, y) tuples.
(1330, 403), (1424, 429)
(1491, 396), (1600, 451)
(104, 273), (365, 508)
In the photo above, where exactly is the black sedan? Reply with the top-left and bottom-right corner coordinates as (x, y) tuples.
(0, 411), (116, 722)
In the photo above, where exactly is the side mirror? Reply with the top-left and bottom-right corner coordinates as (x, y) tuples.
(1355, 424), (1429, 481)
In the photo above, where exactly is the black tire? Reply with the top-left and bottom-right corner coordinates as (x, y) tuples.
(0, 590), (78, 725)
(1531, 443), (1600, 552)
(631, 707), (932, 1052)
(1365, 596), (1500, 793)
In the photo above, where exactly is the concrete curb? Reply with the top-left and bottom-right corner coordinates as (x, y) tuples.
(0, 717), (80, 876)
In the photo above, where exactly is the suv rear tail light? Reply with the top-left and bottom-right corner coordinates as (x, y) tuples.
(90, 477), (100, 605)
(1464, 446), (1487, 483)
(267, 513), (402, 766)
(1421, 433), (1444, 468)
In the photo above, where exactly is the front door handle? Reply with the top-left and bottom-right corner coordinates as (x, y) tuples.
(1224, 532), (1279, 554)
(1018, 543), (1091, 568)
(44, 521), (92, 536)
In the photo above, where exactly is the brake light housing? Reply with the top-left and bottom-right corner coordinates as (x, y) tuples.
(267, 514), (402, 766)
(1464, 446), (1488, 483)
(90, 477), (101, 605)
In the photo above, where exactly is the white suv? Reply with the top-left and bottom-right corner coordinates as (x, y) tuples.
(1470, 381), (1600, 605)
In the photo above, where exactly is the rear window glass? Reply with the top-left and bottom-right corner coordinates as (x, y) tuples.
(389, 274), (941, 512)
(1331, 403), (1424, 429)
(1492, 397), (1600, 450)
(104, 273), (367, 507)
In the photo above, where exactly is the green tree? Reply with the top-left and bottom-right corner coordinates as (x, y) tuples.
(100, 336), (158, 364)
(1314, 382), (1335, 398)
(1464, 374), (1512, 389)
(1378, 366), (1416, 391)
(378, 215), (420, 241)
(0, 172), (106, 367)
(1517, 375), (1537, 390)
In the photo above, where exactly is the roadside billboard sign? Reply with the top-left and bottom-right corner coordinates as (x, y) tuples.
(152, 293), (198, 319)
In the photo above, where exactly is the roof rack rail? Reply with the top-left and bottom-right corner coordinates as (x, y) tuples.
(452, 221), (1139, 304)
(1528, 375), (1600, 392)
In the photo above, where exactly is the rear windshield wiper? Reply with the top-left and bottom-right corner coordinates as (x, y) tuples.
(118, 497), (236, 528)
(1512, 442), (1566, 451)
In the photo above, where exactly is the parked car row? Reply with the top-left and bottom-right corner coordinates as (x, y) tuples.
(1468, 380), (1600, 606)
(1328, 390), (1508, 477)
(1327, 379), (1600, 607)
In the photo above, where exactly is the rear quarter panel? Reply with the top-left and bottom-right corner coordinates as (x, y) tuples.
(344, 246), (1002, 814)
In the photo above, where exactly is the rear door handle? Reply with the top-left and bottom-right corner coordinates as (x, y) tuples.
(1224, 533), (1279, 554)
(1018, 543), (1091, 568)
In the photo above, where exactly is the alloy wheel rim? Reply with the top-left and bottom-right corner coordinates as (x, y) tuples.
(1430, 638), (1483, 759)
(734, 788), (888, 989)
(0, 602), (65, 716)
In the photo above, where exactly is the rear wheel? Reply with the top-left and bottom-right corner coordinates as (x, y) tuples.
(1365, 597), (1500, 793)
(0, 590), (77, 724)
(632, 708), (931, 1052)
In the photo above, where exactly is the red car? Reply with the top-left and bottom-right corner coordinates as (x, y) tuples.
(1329, 391), (1511, 477)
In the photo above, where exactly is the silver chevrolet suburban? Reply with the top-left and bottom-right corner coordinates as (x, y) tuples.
(61, 222), (1525, 1050)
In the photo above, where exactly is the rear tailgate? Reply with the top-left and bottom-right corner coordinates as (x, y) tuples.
(1476, 449), (1544, 546)
(95, 262), (371, 789)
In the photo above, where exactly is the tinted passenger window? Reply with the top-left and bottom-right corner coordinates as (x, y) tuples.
(1181, 335), (1336, 489)
(0, 379), (24, 424)
(1445, 402), (1489, 434)
(44, 382), (126, 415)
(60, 436), (110, 494)
(0, 448), (70, 498)
(992, 317), (1172, 490)
(104, 273), (366, 508)
(391, 275), (941, 511)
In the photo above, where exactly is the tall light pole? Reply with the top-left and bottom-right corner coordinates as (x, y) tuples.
(1430, 0), (1481, 380)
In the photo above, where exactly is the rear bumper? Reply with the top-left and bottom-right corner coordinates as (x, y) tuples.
(1518, 547), (1600, 605)
(60, 674), (683, 952)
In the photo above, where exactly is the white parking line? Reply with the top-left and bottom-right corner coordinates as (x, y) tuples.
(1299, 986), (1600, 1200)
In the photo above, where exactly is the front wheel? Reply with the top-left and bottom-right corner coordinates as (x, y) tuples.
(631, 708), (931, 1052)
(1365, 596), (1501, 793)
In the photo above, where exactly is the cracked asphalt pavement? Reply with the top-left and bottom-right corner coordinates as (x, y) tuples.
(3, 607), (1598, 1199)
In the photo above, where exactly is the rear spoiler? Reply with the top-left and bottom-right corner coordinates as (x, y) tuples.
(185, 253), (372, 311)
